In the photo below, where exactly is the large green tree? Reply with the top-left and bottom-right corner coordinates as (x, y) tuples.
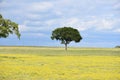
(51, 27), (82, 50)
(0, 14), (20, 39)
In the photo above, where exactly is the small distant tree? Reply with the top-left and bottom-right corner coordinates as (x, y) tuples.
(115, 46), (120, 48)
(51, 27), (82, 50)
(0, 14), (20, 39)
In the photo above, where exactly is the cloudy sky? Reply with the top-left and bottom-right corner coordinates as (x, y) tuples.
(0, 0), (120, 47)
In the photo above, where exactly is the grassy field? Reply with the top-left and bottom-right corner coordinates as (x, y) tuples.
(0, 46), (120, 80)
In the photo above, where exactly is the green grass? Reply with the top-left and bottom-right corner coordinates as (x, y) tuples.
(0, 46), (119, 56)
(0, 46), (120, 80)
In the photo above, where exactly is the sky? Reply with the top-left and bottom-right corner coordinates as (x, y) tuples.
(0, 0), (120, 47)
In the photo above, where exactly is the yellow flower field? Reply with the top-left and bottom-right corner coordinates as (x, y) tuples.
(0, 47), (120, 80)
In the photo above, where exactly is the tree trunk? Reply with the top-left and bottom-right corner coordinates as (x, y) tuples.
(65, 43), (67, 51)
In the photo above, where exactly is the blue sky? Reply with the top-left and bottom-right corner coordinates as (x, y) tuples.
(0, 0), (120, 47)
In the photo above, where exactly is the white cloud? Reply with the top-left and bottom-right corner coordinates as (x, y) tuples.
(23, 33), (47, 37)
(113, 2), (120, 9)
(24, 20), (43, 27)
(0, 1), (13, 8)
(1, 0), (120, 33)
(27, 2), (53, 12)
(95, 19), (115, 30)
(19, 24), (43, 32)
(26, 14), (42, 20)
(19, 25), (31, 32)
(19, 24), (51, 32)
(60, 17), (89, 31)
(58, 17), (116, 32)
(45, 19), (56, 26)
(20, 17), (119, 33)
(114, 29), (120, 33)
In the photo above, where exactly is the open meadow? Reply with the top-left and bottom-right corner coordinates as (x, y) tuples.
(0, 46), (120, 80)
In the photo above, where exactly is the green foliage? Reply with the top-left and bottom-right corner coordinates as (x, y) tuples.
(115, 46), (120, 48)
(0, 14), (20, 39)
(51, 27), (82, 50)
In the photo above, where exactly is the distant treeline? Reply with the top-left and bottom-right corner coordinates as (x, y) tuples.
(115, 46), (120, 48)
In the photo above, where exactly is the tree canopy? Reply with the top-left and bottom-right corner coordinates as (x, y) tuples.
(51, 27), (82, 50)
(0, 14), (20, 39)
